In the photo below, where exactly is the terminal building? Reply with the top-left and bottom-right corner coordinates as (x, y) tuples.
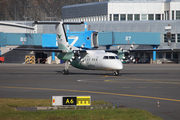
(62, 0), (180, 22)
(62, 0), (180, 64)
(0, 0), (180, 64)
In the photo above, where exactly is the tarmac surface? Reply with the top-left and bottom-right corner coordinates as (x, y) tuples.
(0, 63), (180, 120)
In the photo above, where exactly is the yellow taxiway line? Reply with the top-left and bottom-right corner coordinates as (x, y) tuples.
(1, 86), (180, 102)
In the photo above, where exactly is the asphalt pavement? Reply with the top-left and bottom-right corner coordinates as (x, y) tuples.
(0, 63), (180, 120)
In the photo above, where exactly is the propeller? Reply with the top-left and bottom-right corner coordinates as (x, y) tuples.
(117, 42), (135, 63)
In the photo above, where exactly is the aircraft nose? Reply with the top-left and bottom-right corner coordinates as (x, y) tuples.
(112, 61), (123, 70)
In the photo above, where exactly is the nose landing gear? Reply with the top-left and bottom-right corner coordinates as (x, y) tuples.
(113, 70), (119, 76)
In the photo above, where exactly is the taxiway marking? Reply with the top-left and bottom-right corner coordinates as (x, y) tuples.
(1, 86), (180, 102)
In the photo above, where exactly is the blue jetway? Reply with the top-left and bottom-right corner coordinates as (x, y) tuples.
(98, 32), (160, 45)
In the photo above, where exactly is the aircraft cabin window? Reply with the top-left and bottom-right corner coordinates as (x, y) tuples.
(115, 56), (119, 59)
(109, 56), (115, 59)
(103, 56), (108, 59)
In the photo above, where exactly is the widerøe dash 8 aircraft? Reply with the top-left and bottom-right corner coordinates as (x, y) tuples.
(14, 21), (124, 75)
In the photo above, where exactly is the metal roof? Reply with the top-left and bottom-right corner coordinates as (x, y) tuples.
(0, 22), (34, 30)
(62, 1), (108, 19)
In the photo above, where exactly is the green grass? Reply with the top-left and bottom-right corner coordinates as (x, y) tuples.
(0, 98), (162, 120)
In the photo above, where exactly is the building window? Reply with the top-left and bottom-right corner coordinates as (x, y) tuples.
(176, 11), (180, 20)
(113, 14), (119, 21)
(134, 14), (140, 20)
(177, 34), (180, 42)
(166, 52), (171, 59)
(96, 16), (98, 21)
(164, 33), (175, 42)
(148, 14), (154, 20)
(128, 14), (133, 21)
(157, 52), (163, 58)
(171, 34), (175, 42)
(141, 14), (147, 20)
(109, 14), (112, 21)
(104, 15), (107, 21)
(120, 14), (126, 21)
(164, 12), (166, 20)
(162, 14), (164, 20)
(155, 14), (161, 20)
(172, 11), (174, 20)
(167, 11), (169, 20)
(164, 34), (167, 42)
(173, 52), (178, 59)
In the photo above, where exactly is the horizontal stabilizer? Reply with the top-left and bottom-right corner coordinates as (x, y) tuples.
(33, 21), (84, 25)
(9, 48), (68, 53)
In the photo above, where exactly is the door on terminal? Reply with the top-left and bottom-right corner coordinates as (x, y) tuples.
(35, 52), (47, 64)
(145, 53), (151, 63)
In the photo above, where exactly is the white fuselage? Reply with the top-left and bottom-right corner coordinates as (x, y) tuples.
(71, 50), (123, 71)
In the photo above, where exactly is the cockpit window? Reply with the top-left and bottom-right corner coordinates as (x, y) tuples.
(103, 56), (108, 59)
(109, 56), (115, 59)
(115, 56), (119, 59)
(103, 56), (119, 59)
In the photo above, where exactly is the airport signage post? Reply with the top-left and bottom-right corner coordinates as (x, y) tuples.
(52, 96), (91, 106)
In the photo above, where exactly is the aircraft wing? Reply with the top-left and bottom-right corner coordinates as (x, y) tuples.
(9, 48), (68, 53)
(105, 48), (173, 53)
(129, 48), (173, 52)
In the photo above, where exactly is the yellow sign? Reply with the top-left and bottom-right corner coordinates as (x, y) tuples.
(25, 55), (35, 64)
(77, 96), (91, 106)
(62, 96), (91, 106)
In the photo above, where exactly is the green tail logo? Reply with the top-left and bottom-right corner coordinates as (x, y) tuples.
(57, 34), (61, 39)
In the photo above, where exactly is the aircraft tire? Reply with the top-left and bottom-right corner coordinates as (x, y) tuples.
(62, 70), (66, 75)
(62, 70), (69, 75)
(66, 70), (69, 75)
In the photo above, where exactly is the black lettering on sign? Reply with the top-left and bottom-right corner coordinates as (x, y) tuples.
(63, 97), (76, 105)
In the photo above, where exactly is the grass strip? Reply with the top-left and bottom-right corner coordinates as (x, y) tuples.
(0, 98), (162, 120)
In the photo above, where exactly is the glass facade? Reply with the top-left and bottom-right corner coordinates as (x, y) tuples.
(113, 14), (119, 21)
(173, 52), (178, 59)
(176, 11), (180, 20)
(155, 14), (161, 20)
(167, 11), (169, 20)
(74, 12), (179, 22)
(141, 14), (147, 20)
(128, 14), (133, 21)
(164, 34), (167, 42)
(172, 11), (174, 20)
(162, 14), (164, 20)
(164, 34), (176, 43)
(109, 14), (112, 21)
(177, 34), (180, 42)
(148, 14), (154, 20)
(157, 52), (163, 58)
(120, 14), (126, 21)
(171, 34), (175, 42)
(134, 14), (140, 20)
(166, 52), (171, 59)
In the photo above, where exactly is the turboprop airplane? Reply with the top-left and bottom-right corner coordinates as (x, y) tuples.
(11, 21), (123, 76)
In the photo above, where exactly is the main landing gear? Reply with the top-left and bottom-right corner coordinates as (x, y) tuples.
(113, 70), (119, 76)
(62, 61), (70, 75)
(62, 69), (69, 75)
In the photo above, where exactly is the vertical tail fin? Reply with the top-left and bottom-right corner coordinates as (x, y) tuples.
(56, 22), (69, 51)
(33, 21), (84, 51)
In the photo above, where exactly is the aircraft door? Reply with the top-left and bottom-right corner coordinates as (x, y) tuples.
(95, 56), (99, 68)
(91, 32), (99, 48)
